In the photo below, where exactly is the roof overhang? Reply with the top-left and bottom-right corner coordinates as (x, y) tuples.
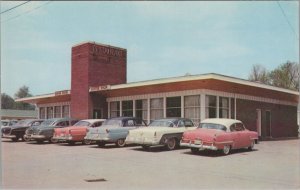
(90, 73), (299, 95)
(15, 90), (71, 104)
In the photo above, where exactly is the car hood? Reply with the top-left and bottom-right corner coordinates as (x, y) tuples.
(183, 128), (225, 142)
(32, 125), (53, 131)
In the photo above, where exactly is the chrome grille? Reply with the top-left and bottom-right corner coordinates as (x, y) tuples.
(2, 127), (11, 135)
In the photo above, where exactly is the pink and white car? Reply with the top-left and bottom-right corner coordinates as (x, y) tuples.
(180, 118), (258, 155)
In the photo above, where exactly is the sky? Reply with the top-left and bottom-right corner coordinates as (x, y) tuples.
(1, 1), (299, 97)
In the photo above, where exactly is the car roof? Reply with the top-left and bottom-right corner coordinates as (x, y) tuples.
(80, 119), (106, 123)
(108, 117), (140, 120)
(200, 118), (242, 128)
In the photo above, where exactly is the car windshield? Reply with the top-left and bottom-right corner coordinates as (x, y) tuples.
(41, 119), (56, 126)
(1, 121), (9, 126)
(198, 123), (227, 131)
(73, 121), (91, 127)
(102, 119), (122, 126)
(149, 120), (176, 127)
(14, 120), (32, 126)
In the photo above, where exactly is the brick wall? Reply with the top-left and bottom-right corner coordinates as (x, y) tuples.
(236, 99), (298, 138)
(71, 42), (127, 119)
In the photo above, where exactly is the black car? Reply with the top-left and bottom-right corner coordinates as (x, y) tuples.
(24, 118), (79, 143)
(2, 119), (44, 142)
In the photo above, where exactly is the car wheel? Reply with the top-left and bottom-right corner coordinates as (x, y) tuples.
(165, 138), (176, 151)
(23, 135), (30, 142)
(116, 139), (126, 147)
(97, 142), (106, 147)
(222, 145), (231, 155)
(11, 137), (18, 142)
(142, 145), (150, 150)
(191, 148), (199, 154)
(83, 139), (91, 145)
(68, 141), (75, 146)
(248, 140), (255, 151)
(50, 137), (58, 143)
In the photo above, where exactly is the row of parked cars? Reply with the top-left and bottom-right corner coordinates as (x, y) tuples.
(1, 117), (259, 155)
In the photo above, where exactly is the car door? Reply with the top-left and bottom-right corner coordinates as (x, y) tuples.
(229, 123), (243, 149)
(236, 123), (251, 148)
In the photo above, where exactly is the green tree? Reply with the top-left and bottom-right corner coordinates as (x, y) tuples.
(248, 64), (270, 84)
(14, 85), (35, 110)
(1, 93), (15, 109)
(269, 61), (299, 91)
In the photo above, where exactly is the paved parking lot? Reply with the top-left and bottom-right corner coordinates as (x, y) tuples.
(1, 139), (300, 189)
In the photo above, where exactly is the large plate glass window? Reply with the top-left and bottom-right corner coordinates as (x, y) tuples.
(184, 95), (200, 125)
(205, 95), (217, 118)
(54, 106), (61, 118)
(110, 101), (120, 118)
(122, 100), (133, 117)
(40, 107), (46, 119)
(47, 107), (54, 119)
(135, 99), (147, 121)
(62, 105), (70, 118)
(150, 98), (163, 121)
(166, 96), (181, 117)
(219, 97), (229, 118)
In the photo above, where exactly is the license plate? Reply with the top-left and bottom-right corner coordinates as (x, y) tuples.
(194, 140), (202, 145)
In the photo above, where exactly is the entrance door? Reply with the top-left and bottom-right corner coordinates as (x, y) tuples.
(266, 110), (271, 137)
(93, 109), (102, 119)
(256, 109), (262, 137)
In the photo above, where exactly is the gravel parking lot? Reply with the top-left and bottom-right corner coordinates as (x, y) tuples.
(1, 139), (300, 189)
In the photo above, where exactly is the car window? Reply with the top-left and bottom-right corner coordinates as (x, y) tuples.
(71, 120), (79, 125)
(57, 121), (68, 127)
(177, 120), (184, 127)
(93, 122), (103, 127)
(31, 121), (41, 126)
(184, 120), (194, 127)
(135, 119), (146, 126)
(230, 123), (245, 132)
(124, 120), (135, 127)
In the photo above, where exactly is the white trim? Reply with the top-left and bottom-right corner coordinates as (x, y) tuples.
(106, 89), (297, 107)
(119, 101), (122, 117)
(37, 102), (71, 108)
(181, 96), (184, 118)
(147, 98), (150, 124)
(108, 102), (110, 118)
(216, 96), (220, 118)
(95, 73), (298, 95)
(229, 98), (231, 119)
(200, 94), (205, 121)
(163, 97), (166, 118)
(133, 100), (136, 117)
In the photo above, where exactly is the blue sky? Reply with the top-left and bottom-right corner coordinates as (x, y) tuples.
(1, 1), (299, 97)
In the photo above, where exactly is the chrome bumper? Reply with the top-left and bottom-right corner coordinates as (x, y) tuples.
(125, 137), (160, 145)
(180, 141), (218, 150)
(30, 135), (46, 139)
(52, 136), (72, 141)
(84, 135), (110, 141)
(2, 134), (17, 139)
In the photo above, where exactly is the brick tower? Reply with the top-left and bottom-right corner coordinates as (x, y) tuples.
(71, 42), (127, 119)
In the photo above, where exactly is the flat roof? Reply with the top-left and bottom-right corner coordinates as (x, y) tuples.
(90, 73), (299, 95)
(72, 41), (127, 51)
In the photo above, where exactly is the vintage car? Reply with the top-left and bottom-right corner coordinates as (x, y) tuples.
(2, 119), (44, 142)
(125, 118), (197, 150)
(180, 118), (259, 155)
(84, 117), (147, 147)
(1, 119), (18, 137)
(52, 119), (106, 145)
(24, 118), (79, 143)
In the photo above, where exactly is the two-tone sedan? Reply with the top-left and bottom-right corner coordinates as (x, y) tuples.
(180, 118), (258, 155)
(24, 118), (79, 143)
(125, 118), (197, 150)
(2, 119), (44, 142)
(52, 119), (106, 145)
(84, 117), (147, 147)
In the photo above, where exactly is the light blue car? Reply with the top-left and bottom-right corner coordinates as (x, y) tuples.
(84, 117), (147, 147)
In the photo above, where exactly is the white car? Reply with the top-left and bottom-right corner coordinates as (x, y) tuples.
(125, 118), (197, 150)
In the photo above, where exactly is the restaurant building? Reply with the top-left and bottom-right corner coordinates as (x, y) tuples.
(16, 42), (299, 139)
